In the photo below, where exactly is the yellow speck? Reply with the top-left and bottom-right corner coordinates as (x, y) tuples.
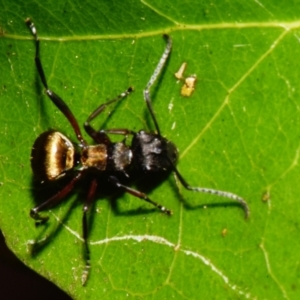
(175, 62), (187, 80)
(181, 75), (196, 97)
(221, 228), (228, 237)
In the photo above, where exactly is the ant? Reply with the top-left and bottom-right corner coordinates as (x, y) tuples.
(26, 18), (250, 285)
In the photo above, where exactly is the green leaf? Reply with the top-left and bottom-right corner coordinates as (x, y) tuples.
(1, 1), (300, 299)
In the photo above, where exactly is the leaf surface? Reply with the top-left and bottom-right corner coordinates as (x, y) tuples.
(1, 1), (300, 299)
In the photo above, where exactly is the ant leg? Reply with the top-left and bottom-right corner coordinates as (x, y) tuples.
(85, 128), (135, 145)
(25, 18), (86, 146)
(143, 35), (172, 136)
(81, 179), (97, 286)
(108, 176), (172, 215)
(86, 87), (134, 124)
(171, 165), (250, 219)
(30, 172), (83, 223)
(84, 87), (134, 143)
(101, 129), (135, 136)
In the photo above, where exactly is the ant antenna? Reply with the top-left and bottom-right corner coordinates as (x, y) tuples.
(143, 35), (172, 136)
(172, 165), (250, 218)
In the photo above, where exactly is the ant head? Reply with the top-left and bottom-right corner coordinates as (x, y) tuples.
(131, 130), (178, 173)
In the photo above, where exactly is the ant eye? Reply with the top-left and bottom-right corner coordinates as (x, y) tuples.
(26, 18), (249, 286)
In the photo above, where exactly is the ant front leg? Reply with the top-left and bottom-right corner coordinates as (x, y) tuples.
(25, 18), (87, 146)
(108, 176), (172, 215)
(84, 87), (134, 144)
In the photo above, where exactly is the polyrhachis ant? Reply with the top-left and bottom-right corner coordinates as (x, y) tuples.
(26, 18), (250, 285)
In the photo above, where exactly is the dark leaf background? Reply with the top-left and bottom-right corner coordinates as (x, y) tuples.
(1, 1), (300, 299)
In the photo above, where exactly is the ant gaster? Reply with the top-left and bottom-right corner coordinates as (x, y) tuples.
(26, 19), (249, 285)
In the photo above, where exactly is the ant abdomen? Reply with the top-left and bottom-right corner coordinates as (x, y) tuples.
(31, 130), (76, 182)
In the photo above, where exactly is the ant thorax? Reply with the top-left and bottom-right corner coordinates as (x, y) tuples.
(107, 142), (132, 172)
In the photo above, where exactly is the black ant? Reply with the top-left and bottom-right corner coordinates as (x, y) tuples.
(26, 18), (249, 285)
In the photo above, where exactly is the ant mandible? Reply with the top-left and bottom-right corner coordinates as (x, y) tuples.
(26, 18), (249, 285)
